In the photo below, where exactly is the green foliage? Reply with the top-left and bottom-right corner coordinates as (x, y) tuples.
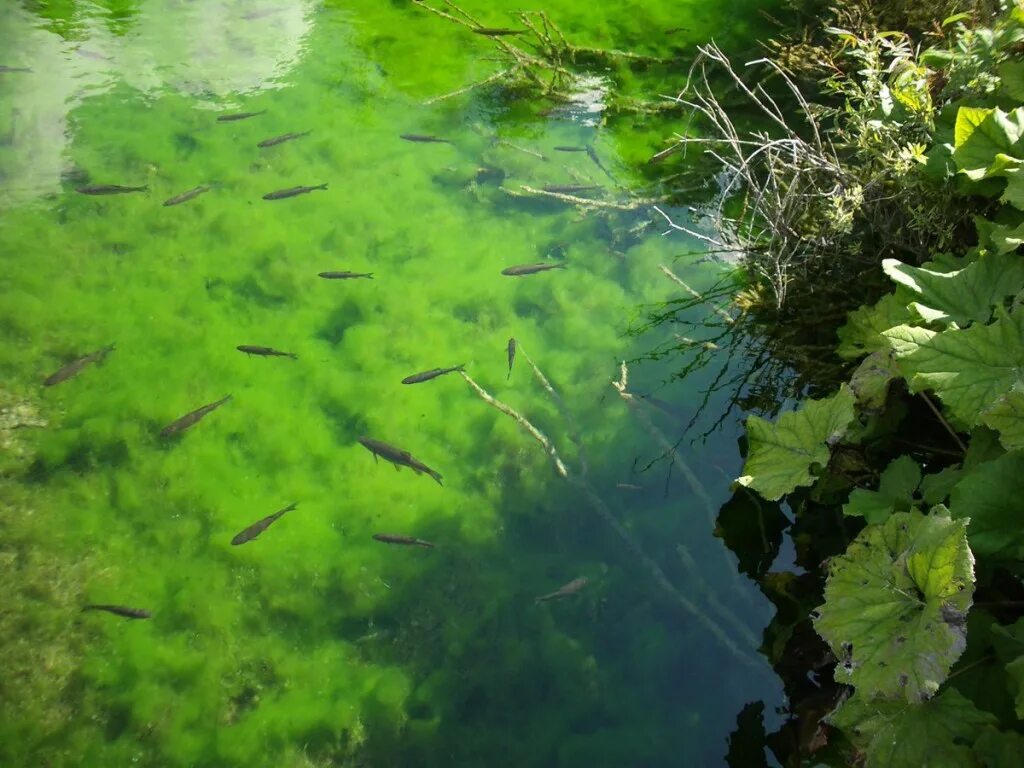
(727, 4), (1024, 762)
(882, 251), (1024, 327)
(815, 510), (974, 701)
(885, 308), (1024, 428)
(828, 688), (996, 768)
(842, 455), (920, 523)
(950, 451), (1024, 561)
(735, 386), (857, 501)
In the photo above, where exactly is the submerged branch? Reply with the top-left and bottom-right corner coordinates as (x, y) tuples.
(460, 362), (761, 671)
(459, 371), (569, 478)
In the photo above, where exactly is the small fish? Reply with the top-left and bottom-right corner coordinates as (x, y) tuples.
(501, 263), (567, 276)
(400, 133), (451, 144)
(472, 27), (524, 36)
(76, 184), (148, 195)
(43, 344), (115, 387)
(401, 365), (465, 384)
(318, 271), (374, 280)
(616, 483), (643, 491)
(163, 185), (211, 206)
(231, 502), (297, 545)
(262, 184), (327, 200)
(585, 145), (616, 181)
(553, 145), (587, 152)
(82, 604), (151, 619)
(159, 395), (232, 437)
(536, 577), (588, 603)
(358, 436), (443, 485)
(257, 131), (310, 148)
(506, 337), (516, 380)
(0, 65), (33, 73)
(373, 533), (434, 548)
(237, 345), (297, 359)
(216, 110), (265, 122)
(541, 184), (602, 194)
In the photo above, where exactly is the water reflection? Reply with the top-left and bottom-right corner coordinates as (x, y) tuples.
(0, 0), (315, 204)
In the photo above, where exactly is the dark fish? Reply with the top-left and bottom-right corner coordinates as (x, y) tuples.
(0, 65), (32, 73)
(501, 263), (567, 276)
(76, 184), (148, 195)
(82, 604), (151, 619)
(472, 27), (524, 36)
(237, 345), (297, 359)
(536, 577), (588, 603)
(163, 185), (211, 206)
(401, 365), (464, 385)
(159, 395), (232, 437)
(373, 533), (434, 548)
(262, 183), (327, 200)
(358, 436), (443, 485)
(231, 502), (297, 545)
(541, 184), (601, 194)
(585, 145), (616, 181)
(43, 344), (115, 387)
(318, 271), (374, 280)
(257, 131), (310, 148)
(400, 134), (452, 144)
(507, 337), (516, 380)
(553, 145), (587, 152)
(216, 110), (266, 122)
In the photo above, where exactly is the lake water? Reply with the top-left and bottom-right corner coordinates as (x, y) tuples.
(0, 1), (786, 766)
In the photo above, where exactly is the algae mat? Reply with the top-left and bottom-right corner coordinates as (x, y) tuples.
(0, 1), (783, 766)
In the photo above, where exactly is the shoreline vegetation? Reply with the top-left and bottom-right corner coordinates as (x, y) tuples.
(656, 0), (1024, 764)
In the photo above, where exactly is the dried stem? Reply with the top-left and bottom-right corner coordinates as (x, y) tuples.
(459, 371), (568, 478)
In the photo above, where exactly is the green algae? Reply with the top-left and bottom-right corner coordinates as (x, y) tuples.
(0, 1), (787, 766)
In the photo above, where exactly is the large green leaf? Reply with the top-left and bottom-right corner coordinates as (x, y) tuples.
(814, 509), (975, 701)
(882, 252), (1024, 327)
(953, 106), (1024, 179)
(735, 386), (856, 501)
(981, 385), (1024, 450)
(848, 351), (898, 414)
(991, 618), (1024, 719)
(828, 689), (995, 768)
(884, 308), (1024, 427)
(843, 455), (921, 524)
(975, 214), (1024, 254)
(974, 728), (1024, 768)
(837, 292), (913, 360)
(949, 450), (1024, 560)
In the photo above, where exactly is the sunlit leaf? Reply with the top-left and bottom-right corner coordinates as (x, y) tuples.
(974, 213), (1024, 253)
(814, 509), (974, 701)
(735, 386), (857, 501)
(952, 106), (1024, 180)
(981, 385), (1024, 450)
(828, 688), (995, 768)
(949, 450), (1024, 560)
(884, 308), (1024, 427)
(843, 455), (920, 524)
(837, 293), (913, 360)
(882, 252), (1024, 327)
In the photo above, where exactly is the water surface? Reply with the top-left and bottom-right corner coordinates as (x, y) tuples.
(0, 1), (785, 765)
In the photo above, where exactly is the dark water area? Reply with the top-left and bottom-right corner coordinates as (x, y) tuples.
(0, 1), (793, 766)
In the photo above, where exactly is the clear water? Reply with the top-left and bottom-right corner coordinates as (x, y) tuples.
(0, 1), (784, 766)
